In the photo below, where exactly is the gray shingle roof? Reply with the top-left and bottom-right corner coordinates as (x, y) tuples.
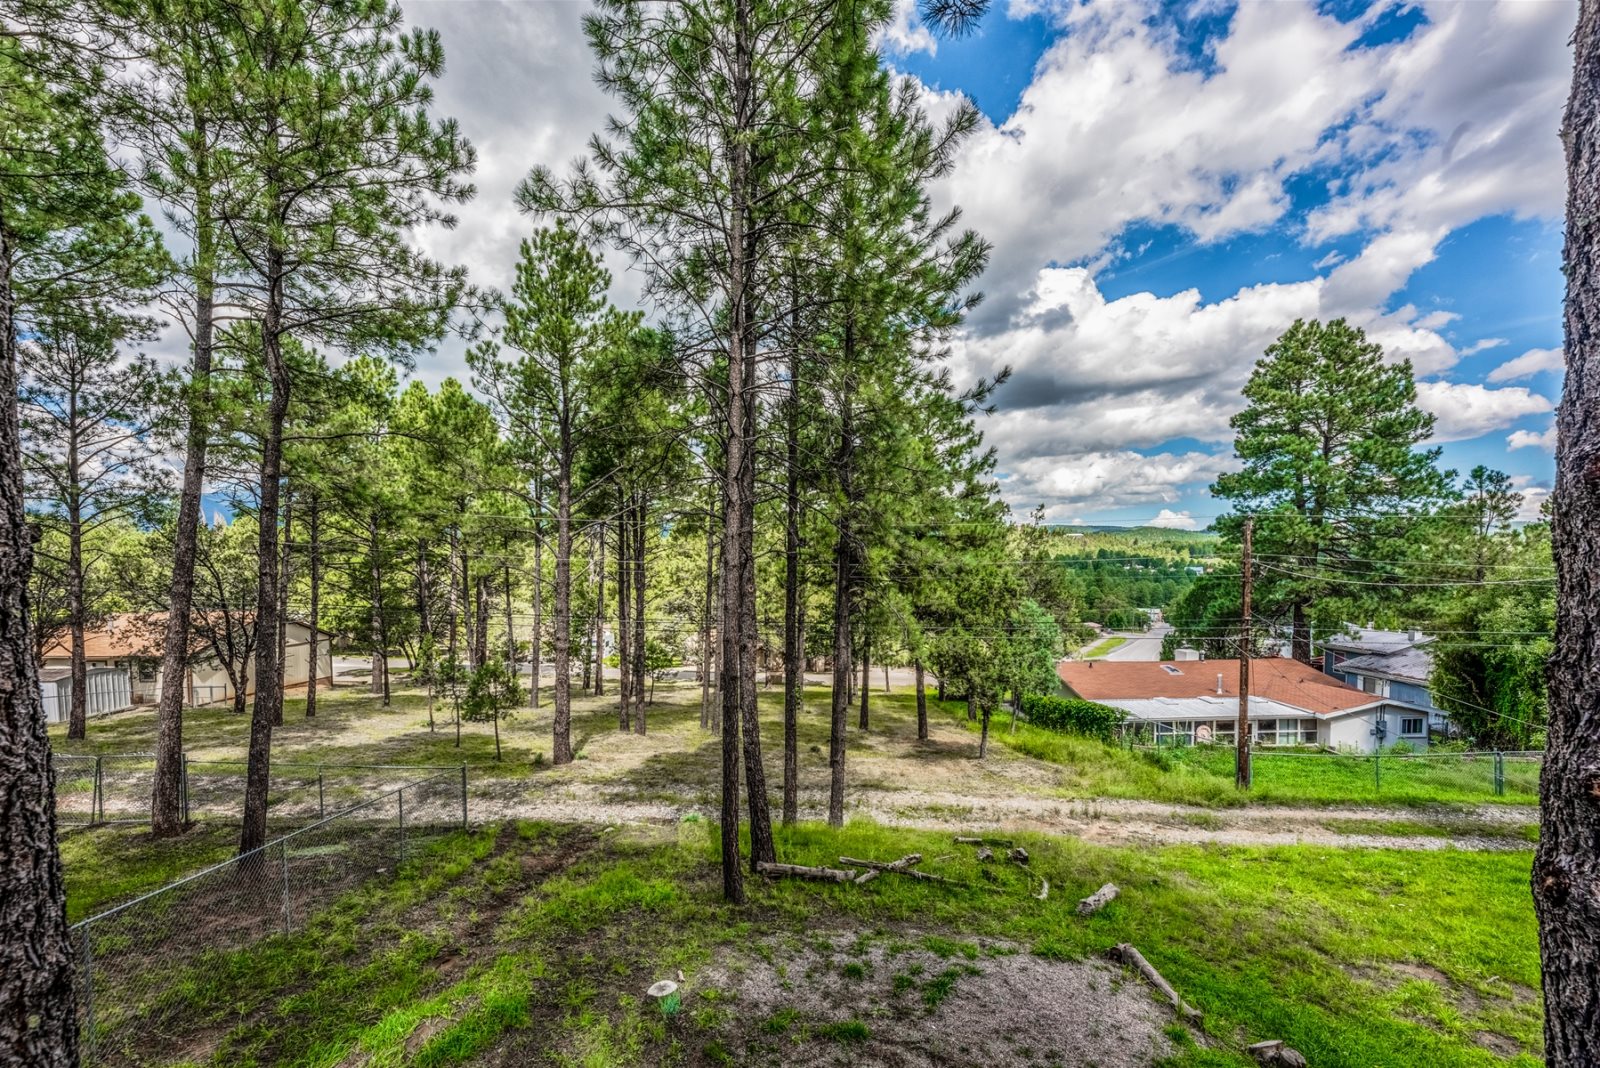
(1336, 646), (1434, 685)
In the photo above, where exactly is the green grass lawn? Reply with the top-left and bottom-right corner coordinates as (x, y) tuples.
(947, 705), (1541, 808)
(77, 818), (1541, 1068)
(59, 823), (241, 923)
(1082, 636), (1129, 658)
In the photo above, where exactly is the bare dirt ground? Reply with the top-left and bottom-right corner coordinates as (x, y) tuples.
(696, 933), (1176, 1067)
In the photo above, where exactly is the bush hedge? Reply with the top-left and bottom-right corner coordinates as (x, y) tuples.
(1019, 693), (1126, 741)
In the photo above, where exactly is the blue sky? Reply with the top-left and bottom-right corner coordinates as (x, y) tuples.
(405, 0), (1570, 529)
(880, 0), (1568, 527)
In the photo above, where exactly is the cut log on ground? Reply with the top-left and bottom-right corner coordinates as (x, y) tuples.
(955, 836), (1014, 847)
(756, 862), (856, 883)
(854, 853), (922, 885)
(1110, 943), (1202, 1024)
(840, 856), (959, 884)
(1077, 883), (1119, 916)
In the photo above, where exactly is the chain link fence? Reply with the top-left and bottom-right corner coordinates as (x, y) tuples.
(1122, 737), (1543, 801)
(52, 751), (465, 829)
(72, 769), (467, 1065)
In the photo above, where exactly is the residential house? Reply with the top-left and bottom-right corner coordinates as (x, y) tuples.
(1321, 626), (1450, 738)
(1057, 657), (1434, 752)
(39, 612), (334, 719)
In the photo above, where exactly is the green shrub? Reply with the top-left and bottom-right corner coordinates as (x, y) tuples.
(1018, 694), (1126, 741)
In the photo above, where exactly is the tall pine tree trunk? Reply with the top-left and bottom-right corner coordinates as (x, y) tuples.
(782, 346), (802, 823)
(530, 490), (543, 710)
(241, 247), (290, 857)
(915, 661), (928, 741)
(593, 520), (604, 697)
(306, 492), (320, 718)
(552, 437), (575, 764)
(473, 575), (488, 670)
(66, 482), (86, 740)
(617, 510), (631, 728)
(701, 498), (717, 731)
(828, 375), (856, 829)
(153, 121), (215, 836)
(0, 201), (79, 1065)
(503, 562), (516, 666)
(858, 632), (870, 730)
(274, 487), (291, 724)
(1537, 6), (1600, 1059)
(632, 492), (647, 731)
(370, 516), (386, 700)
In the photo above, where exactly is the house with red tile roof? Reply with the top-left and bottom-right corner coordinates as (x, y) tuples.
(39, 612), (333, 721)
(1057, 657), (1434, 751)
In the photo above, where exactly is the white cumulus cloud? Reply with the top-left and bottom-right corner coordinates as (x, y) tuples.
(1487, 347), (1564, 383)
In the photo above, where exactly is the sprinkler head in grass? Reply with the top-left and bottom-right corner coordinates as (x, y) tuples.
(648, 980), (681, 1017)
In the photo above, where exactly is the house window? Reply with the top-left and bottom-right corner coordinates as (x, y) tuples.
(1361, 674), (1383, 695)
(138, 661), (156, 681)
(1153, 721), (1194, 746)
(1256, 719), (1315, 746)
(1401, 717), (1425, 737)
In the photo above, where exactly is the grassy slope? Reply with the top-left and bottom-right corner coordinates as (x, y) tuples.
(1082, 636), (1129, 658)
(951, 706), (1541, 808)
(87, 819), (1539, 1068)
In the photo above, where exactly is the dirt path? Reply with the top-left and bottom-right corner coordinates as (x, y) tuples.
(469, 777), (1537, 852)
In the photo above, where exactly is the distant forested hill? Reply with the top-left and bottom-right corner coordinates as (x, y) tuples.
(1045, 527), (1220, 630)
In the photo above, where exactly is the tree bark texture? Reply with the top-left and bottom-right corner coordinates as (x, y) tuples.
(0, 203), (79, 1066)
(1537, 6), (1600, 1060)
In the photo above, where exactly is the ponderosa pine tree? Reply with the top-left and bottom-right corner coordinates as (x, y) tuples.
(1209, 318), (1452, 662)
(470, 222), (633, 766)
(19, 309), (169, 739)
(214, 0), (474, 855)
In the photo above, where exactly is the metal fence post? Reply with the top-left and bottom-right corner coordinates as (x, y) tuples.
(397, 787), (406, 866)
(317, 768), (325, 820)
(93, 755), (103, 824)
(1373, 749), (1381, 794)
(280, 843), (292, 935)
(1495, 751), (1505, 797)
(460, 763), (468, 830)
(81, 924), (94, 1061)
(180, 752), (190, 825)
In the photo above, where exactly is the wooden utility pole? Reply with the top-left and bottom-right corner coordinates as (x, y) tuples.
(1236, 517), (1253, 789)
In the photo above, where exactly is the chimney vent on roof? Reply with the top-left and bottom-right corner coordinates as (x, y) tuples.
(1216, 673), (1223, 695)
(1407, 629), (1422, 642)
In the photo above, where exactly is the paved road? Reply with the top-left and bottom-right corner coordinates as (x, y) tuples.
(1096, 623), (1173, 662)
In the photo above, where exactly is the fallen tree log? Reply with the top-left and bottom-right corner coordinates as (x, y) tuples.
(854, 853), (922, 885)
(756, 862), (857, 883)
(954, 836), (1014, 847)
(839, 856), (959, 884)
(1077, 883), (1119, 915)
(1110, 943), (1202, 1023)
